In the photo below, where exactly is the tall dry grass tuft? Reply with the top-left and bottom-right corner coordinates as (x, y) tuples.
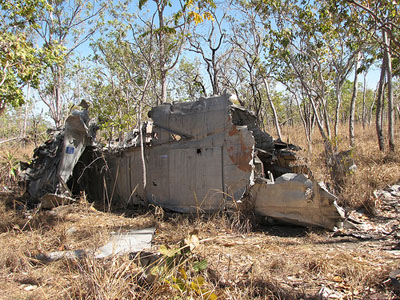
(278, 122), (400, 211)
(60, 256), (146, 300)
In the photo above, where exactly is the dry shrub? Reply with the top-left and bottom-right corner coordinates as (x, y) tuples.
(325, 252), (392, 290)
(0, 234), (34, 274)
(267, 255), (287, 272)
(0, 195), (63, 234)
(61, 256), (142, 300)
(303, 255), (329, 275)
(227, 276), (303, 300)
(0, 194), (25, 232)
(0, 142), (35, 190)
(0, 197), (162, 300)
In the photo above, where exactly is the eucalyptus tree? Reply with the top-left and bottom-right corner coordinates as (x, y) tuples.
(169, 57), (207, 101)
(228, 1), (282, 138)
(0, 0), (50, 115)
(188, 7), (231, 96)
(89, 20), (155, 140)
(344, 0), (399, 151)
(395, 80), (400, 121)
(90, 0), (215, 193)
(139, 0), (186, 104)
(218, 53), (246, 105)
(138, 0), (214, 104)
(89, 0), (215, 130)
(360, 53), (376, 129)
(316, 4), (367, 146)
(254, 0), (368, 153)
(256, 0), (333, 152)
(348, 52), (361, 146)
(34, 0), (106, 128)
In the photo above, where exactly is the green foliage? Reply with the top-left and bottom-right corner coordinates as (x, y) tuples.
(91, 83), (137, 139)
(88, 23), (152, 140)
(3, 151), (18, 181)
(0, 0), (51, 28)
(249, 0), (382, 142)
(170, 58), (206, 101)
(0, 106), (24, 138)
(0, 0), (51, 113)
(0, 151), (19, 186)
(138, 0), (148, 9)
(0, 103), (50, 146)
(343, 0), (400, 54)
(150, 233), (218, 300)
(29, 0), (106, 128)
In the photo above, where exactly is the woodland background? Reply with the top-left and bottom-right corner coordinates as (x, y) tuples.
(1, 0), (399, 153)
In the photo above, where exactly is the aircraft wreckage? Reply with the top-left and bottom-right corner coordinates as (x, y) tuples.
(21, 94), (345, 230)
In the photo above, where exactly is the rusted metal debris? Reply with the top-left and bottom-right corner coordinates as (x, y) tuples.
(21, 94), (345, 229)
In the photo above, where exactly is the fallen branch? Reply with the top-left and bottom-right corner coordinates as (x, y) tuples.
(0, 137), (25, 144)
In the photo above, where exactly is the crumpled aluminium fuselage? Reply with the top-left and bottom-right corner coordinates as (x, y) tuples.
(23, 94), (344, 229)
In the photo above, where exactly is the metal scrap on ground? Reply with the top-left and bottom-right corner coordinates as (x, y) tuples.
(21, 94), (345, 230)
(95, 227), (156, 259)
(36, 227), (156, 262)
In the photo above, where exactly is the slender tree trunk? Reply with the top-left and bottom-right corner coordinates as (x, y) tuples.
(334, 80), (342, 138)
(248, 69), (260, 121)
(157, 1), (166, 104)
(369, 87), (377, 126)
(160, 70), (167, 104)
(311, 109), (316, 133)
(212, 52), (219, 95)
(362, 70), (367, 129)
(349, 53), (360, 147)
(322, 100), (332, 140)
(53, 66), (63, 129)
(295, 95), (312, 153)
(376, 56), (386, 152)
(137, 112), (148, 207)
(22, 82), (30, 139)
(263, 78), (282, 140)
(54, 80), (60, 128)
(255, 86), (265, 126)
(139, 116), (146, 193)
(137, 70), (152, 202)
(384, 29), (395, 152)
(311, 97), (333, 154)
(288, 54), (331, 153)
(288, 97), (293, 127)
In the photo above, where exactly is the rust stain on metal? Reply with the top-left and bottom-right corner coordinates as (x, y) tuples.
(227, 126), (252, 172)
(229, 126), (239, 136)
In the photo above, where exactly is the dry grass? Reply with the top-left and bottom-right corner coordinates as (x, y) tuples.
(0, 197), (159, 300)
(0, 195), (399, 299)
(0, 124), (399, 299)
(278, 122), (400, 211)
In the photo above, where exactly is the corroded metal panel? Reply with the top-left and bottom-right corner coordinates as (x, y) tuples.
(164, 146), (223, 212)
(104, 95), (254, 212)
(252, 173), (345, 230)
(223, 120), (254, 201)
